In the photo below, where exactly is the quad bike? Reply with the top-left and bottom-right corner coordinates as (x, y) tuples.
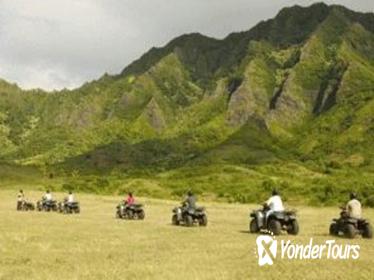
(116, 202), (145, 220)
(249, 205), (299, 235)
(17, 200), (35, 211)
(171, 203), (208, 227)
(58, 199), (80, 214)
(329, 207), (372, 239)
(36, 199), (58, 212)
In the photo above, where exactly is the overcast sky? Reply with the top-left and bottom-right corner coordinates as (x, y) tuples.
(0, 0), (372, 90)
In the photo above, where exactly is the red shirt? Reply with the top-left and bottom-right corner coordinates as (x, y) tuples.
(126, 196), (135, 205)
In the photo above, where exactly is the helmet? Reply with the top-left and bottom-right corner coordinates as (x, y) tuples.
(187, 190), (193, 196)
(350, 192), (357, 200)
(272, 189), (279, 196)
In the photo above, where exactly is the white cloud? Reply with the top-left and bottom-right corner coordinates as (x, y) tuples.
(0, 0), (372, 90)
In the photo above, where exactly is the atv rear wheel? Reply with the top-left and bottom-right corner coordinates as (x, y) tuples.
(287, 220), (299, 235)
(138, 210), (145, 220)
(268, 219), (281, 235)
(172, 214), (179, 225)
(329, 223), (338, 236)
(249, 219), (259, 233)
(362, 224), (373, 239)
(344, 224), (356, 239)
(185, 215), (193, 227)
(199, 214), (208, 226)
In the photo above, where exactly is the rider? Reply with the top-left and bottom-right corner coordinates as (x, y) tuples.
(43, 190), (53, 202)
(264, 189), (284, 225)
(17, 190), (25, 210)
(346, 192), (362, 219)
(183, 190), (197, 211)
(125, 192), (135, 206)
(67, 191), (75, 204)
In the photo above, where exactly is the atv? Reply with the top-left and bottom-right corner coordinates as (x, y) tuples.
(36, 199), (58, 212)
(171, 204), (208, 227)
(249, 205), (299, 235)
(17, 200), (35, 211)
(58, 199), (80, 214)
(116, 202), (145, 220)
(329, 208), (372, 239)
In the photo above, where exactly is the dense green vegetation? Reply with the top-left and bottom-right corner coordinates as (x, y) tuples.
(0, 3), (373, 206)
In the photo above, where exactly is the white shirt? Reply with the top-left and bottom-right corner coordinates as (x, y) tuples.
(266, 195), (284, 212)
(17, 193), (24, 202)
(347, 199), (362, 219)
(44, 193), (52, 201)
(67, 194), (75, 203)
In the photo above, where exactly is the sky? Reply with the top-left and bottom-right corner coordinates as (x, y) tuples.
(0, 0), (372, 90)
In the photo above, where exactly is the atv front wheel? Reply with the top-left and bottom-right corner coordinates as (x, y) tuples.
(268, 219), (281, 235)
(344, 224), (356, 239)
(185, 215), (193, 227)
(287, 220), (299, 235)
(329, 223), (338, 236)
(362, 224), (373, 239)
(116, 211), (122, 219)
(172, 214), (179, 225)
(249, 219), (259, 233)
(199, 215), (208, 226)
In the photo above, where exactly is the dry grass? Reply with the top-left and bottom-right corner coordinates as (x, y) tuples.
(0, 190), (373, 280)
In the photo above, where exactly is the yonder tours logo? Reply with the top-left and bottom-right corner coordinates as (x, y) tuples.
(255, 235), (360, 266)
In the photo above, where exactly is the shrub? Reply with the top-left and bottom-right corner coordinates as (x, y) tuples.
(364, 195), (374, 207)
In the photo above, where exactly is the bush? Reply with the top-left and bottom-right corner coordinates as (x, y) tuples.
(364, 195), (374, 207)
(261, 179), (276, 192)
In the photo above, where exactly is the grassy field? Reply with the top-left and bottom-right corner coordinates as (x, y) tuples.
(0, 190), (373, 280)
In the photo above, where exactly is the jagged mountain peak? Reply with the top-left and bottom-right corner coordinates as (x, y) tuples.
(0, 3), (372, 176)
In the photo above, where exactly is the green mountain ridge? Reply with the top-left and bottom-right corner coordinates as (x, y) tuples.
(0, 3), (373, 205)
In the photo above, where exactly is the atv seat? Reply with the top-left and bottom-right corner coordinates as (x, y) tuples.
(271, 211), (286, 219)
(344, 217), (359, 224)
(45, 200), (56, 205)
(67, 202), (79, 206)
(129, 204), (142, 208)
